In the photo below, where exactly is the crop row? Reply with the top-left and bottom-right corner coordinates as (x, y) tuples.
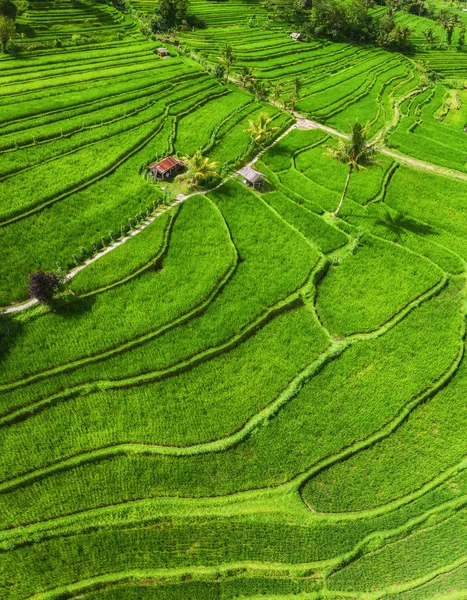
(0, 268), (462, 527)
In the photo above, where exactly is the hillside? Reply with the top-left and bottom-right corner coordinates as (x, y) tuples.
(1, 0), (467, 598)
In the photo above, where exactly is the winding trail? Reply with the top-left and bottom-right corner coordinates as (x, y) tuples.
(0, 123), (296, 316)
(2, 96), (466, 316)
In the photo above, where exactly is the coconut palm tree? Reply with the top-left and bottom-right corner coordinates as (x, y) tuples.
(218, 42), (236, 80)
(272, 81), (285, 107)
(238, 65), (256, 89)
(292, 76), (303, 97)
(251, 78), (270, 100)
(287, 91), (300, 112)
(327, 122), (378, 217)
(423, 27), (435, 49)
(244, 112), (278, 145)
(183, 150), (219, 188)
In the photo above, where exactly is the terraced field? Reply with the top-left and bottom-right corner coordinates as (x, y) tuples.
(2, 0), (467, 598)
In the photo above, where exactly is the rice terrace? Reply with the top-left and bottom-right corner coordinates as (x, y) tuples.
(3, 0), (467, 595)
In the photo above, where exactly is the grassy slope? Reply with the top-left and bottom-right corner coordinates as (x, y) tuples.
(2, 1), (467, 599)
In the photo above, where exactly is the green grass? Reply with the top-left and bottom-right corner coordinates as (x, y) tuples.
(315, 234), (442, 336)
(3, 1), (467, 598)
(69, 208), (175, 296)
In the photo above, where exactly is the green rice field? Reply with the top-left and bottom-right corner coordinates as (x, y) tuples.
(1, 0), (467, 598)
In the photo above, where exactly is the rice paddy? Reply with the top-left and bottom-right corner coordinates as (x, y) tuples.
(1, 0), (467, 598)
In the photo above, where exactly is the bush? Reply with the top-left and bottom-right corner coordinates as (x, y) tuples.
(28, 271), (60, 303)
(0, 0), (17, 20)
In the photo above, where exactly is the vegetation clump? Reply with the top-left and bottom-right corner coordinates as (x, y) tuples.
(28, 271), (61, 304)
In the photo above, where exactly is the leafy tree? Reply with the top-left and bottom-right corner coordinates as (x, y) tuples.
(238, 65), (256, 88)
(326, 122), (378, 217)
(218, 42), (236, 79)
(263, 0), (308, 23)
(0, 0), (17, 20)
(246, 14), (257, 28)
(387, 24), (412, 49)
(446, 21), (455, 46)
(183, 150), (218, 188)
(0, 15), (14, 52)
(244, 112), (278, 145)
(28, 271), (60, 303)
(152, 0), (188, 31)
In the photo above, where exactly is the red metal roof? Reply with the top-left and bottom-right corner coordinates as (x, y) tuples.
(149, 156), (181, 174)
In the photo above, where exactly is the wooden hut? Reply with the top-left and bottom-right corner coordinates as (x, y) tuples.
(156, 47), (169, 57)
(149, 156), (182, 179)
(290, 32), (303, 41)
(238, 166), (265, 188)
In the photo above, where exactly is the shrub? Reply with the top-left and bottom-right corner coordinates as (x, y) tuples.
(28, 271), (60, 303)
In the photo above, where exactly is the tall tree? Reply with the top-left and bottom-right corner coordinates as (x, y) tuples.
(251, 78), (270, 100)
(271, 81), (285, 106)
(457, 25), (465, 51)
(326, 122), (378, 217)
(238, 65), (256, 88)
(293, 76), (303, 97)
(244, 112), (278, 145)
(183, 150), (218, 188)
(423, 27), (435, 49)
(218, 42), (236, 80)
(0, 15), (14, 52)
(263, 0), (308, 23)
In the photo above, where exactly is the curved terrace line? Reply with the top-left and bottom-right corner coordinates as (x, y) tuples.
(0, 271), (454, 492)
(23, 553), (467, 600)
(0, 205), (238, 390)
(0, 120), (296, 314)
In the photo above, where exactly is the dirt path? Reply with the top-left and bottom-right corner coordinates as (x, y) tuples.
(297, 115), (467, 182)
(0, 124), (296, 316)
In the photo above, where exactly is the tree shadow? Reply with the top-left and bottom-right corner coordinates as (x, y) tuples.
(0, 313), (23, 364)
(16, 24), (37, 38)
(375, 210), (436, 239)
(49, 292), (96, 318)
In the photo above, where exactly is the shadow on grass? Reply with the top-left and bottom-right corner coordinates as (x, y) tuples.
(375, 211), (436, 238)
(0, 313), (22, 365)
(50, 292), (96, 317)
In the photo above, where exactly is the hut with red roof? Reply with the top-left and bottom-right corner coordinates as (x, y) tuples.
(148, 156), (182, 180)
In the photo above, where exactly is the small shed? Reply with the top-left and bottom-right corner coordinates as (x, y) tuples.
(238, 166), (265, 188)
(290, 32), (303, 41)
(156, 47), (169, 57)
(149, 156), (182, 179)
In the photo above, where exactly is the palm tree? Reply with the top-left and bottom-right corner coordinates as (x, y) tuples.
(288, 91), (300, 112)
(244, 112), (278, 145)
(183, 150), (219, 188)
(326, 122), (378, 217)
(423, 27), (435, 49)
(218, 42), (236, 80)
(287, 76), (303, 112)
(437, 9), (453, 45)
(251, 78), (270, 100)
(271, 81), (285, 107)
(238, 66), (256, 89)
(293, 76), (303, 97)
